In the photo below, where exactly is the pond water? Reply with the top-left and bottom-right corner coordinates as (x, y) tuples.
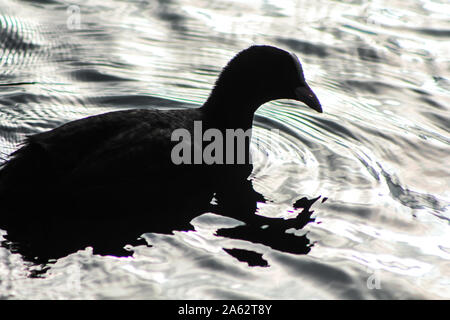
(0, 0), (449, 299)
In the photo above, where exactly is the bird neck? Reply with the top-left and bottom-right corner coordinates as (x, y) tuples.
(202, 102), (256, 132)
(201, 88), (262, 131)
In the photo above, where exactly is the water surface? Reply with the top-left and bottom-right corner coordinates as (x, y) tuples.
(0, 0), (449, 299)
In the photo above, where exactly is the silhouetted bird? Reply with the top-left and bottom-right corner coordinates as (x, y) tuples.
(0, 45), (322, 263)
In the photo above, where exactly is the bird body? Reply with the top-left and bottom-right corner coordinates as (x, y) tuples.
(0, 45), (321, 210)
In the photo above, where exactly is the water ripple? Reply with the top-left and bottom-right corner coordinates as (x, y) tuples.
(0, 0), (449, 299)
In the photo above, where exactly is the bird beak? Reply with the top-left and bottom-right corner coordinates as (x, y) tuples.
(294, 85), (323, 113)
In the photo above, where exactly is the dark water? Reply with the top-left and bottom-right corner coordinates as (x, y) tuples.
(0, 0), (449, 299)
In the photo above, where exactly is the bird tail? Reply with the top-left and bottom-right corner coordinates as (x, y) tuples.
(0, 140), (52, 212)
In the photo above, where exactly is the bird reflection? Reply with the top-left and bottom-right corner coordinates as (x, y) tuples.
(1, 164), (321, 269)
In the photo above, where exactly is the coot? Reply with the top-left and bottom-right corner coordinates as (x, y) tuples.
(0, 45), (322, 217)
